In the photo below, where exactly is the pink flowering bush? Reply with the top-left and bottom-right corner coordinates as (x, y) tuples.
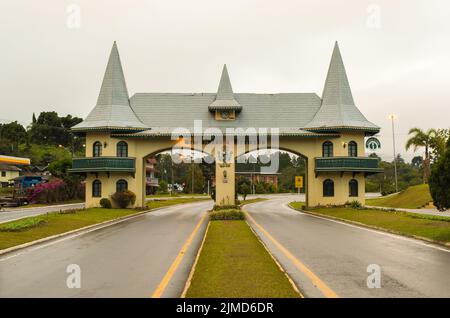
(27, 179), (69, 204)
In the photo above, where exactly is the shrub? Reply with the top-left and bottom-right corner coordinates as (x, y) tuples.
(111, 190), (136, 208)
(100, 198), (112, 209)
(158, 180), (168, 194)
(347, 200), (362, 209)
(27, 179), (68, 204)
(212, 204), (241, 211)
(209, 209), (246, 221)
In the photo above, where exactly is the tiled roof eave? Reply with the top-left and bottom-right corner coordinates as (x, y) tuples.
(110, 131), (341, 138)
(304, 126), (380, 132)
(208, 105), (243, 111)
(71, 126), (148, 132)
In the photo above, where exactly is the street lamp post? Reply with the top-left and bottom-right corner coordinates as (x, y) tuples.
(191, 150), (194, 194)
(389, 114), (399, 193)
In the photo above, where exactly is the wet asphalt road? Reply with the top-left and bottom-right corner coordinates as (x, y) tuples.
(245, 196), (450, 298)
(0, 200), (212, 297)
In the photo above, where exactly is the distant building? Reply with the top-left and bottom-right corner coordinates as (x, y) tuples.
(0, 165), (21, 187)
(235, 171), (279, 187)
(28, 165), (50, 176)
(146, 158), (159, 194)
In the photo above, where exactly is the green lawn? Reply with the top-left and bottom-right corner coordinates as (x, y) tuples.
(290, 202), (450, 244)
(146, 197), (210, 209)
(0, 208), (140, 250)
(366, 184), (433, 209)
(185, 220), (300, 298)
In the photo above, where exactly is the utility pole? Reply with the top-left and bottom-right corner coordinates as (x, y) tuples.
(389, 114), (399, 193)
(170, 153), (174, 196)
(191, 151), (194, 194)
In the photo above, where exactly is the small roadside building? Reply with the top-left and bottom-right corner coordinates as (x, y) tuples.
(0, 165), (21, 187)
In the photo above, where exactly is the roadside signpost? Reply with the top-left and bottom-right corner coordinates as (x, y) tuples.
(295, 176), (303, 195)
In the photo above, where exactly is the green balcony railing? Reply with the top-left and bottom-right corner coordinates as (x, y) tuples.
(315, 157), (383, 173)
(69, 157), (136, 173)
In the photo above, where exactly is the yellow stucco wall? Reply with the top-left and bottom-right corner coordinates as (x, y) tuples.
(82, 131), (368, 208)
(215, 159), (236, 206)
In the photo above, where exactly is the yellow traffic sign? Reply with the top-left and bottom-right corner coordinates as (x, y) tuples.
(295, 176), (303, 188)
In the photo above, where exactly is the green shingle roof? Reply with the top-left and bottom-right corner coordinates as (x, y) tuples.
(73, 42), (379, 135)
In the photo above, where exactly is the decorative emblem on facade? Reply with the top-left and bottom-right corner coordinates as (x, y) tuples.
(366, 137), (381, 150)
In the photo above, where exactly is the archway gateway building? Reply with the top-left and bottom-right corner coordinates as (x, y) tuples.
(70, 41), (382, 208)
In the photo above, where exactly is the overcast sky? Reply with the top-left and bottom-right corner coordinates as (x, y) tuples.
(1, 0), (449, 161)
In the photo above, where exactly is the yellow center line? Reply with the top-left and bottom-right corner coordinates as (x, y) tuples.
(245, 212), (339, 298)
(151, 212), (207, 298)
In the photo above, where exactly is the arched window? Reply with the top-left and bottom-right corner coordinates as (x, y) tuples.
(116, 179), (128, 193)
(92, 180), (102, 197)
(323, 179), (334, 197)
(349, 179), (358, 197)
(116, 141), (128, 157)
(93, 141), (102, 157)
(322, 141), (333, 157)
(348, 141), (357, 157)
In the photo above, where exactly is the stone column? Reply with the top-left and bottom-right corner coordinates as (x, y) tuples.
(215, 150), (235, 206)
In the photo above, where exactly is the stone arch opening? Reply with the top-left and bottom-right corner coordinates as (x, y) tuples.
(236, 147), (309, 206)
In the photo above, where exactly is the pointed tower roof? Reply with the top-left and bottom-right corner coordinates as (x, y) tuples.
(209, 65), (242, 111)
(72, 42), (147, 131)
(304, 42), (379, 133)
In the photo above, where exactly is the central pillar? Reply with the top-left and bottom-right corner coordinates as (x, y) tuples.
(215, 154), (235, 206)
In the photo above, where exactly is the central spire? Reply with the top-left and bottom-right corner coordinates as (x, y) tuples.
(209, 64), (242, 112)
(216, 64), (234, 100)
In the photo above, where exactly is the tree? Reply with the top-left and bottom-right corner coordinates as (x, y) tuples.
(405, 128), (437, 183)
(29, 111), (83, 149)
(236, 176), (251, 200)
(240, 183), (251, 201)
(48, 157), (72, 177)
(185, 164), (205, 194)
(429, 129), (450, 160)
(429, 137), (450, 211)
(0, 121), (27, 153)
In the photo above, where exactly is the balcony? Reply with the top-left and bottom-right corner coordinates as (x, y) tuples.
(315, 157), (383, 174)
(69, 157), (136, 173)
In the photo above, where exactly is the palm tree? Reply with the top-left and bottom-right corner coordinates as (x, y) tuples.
(405, 128), (437, 183)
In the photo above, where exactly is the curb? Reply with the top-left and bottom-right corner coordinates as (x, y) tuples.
(287, 204), (450, 249)
(180, 220), (210, 298)
(245, 213), (304, 298)
(0, 200), (208, 257)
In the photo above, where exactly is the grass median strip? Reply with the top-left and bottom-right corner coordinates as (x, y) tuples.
(0, 197), (209, 251)
(290, 202), (450, 244)
(185, 219), (300, 298)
